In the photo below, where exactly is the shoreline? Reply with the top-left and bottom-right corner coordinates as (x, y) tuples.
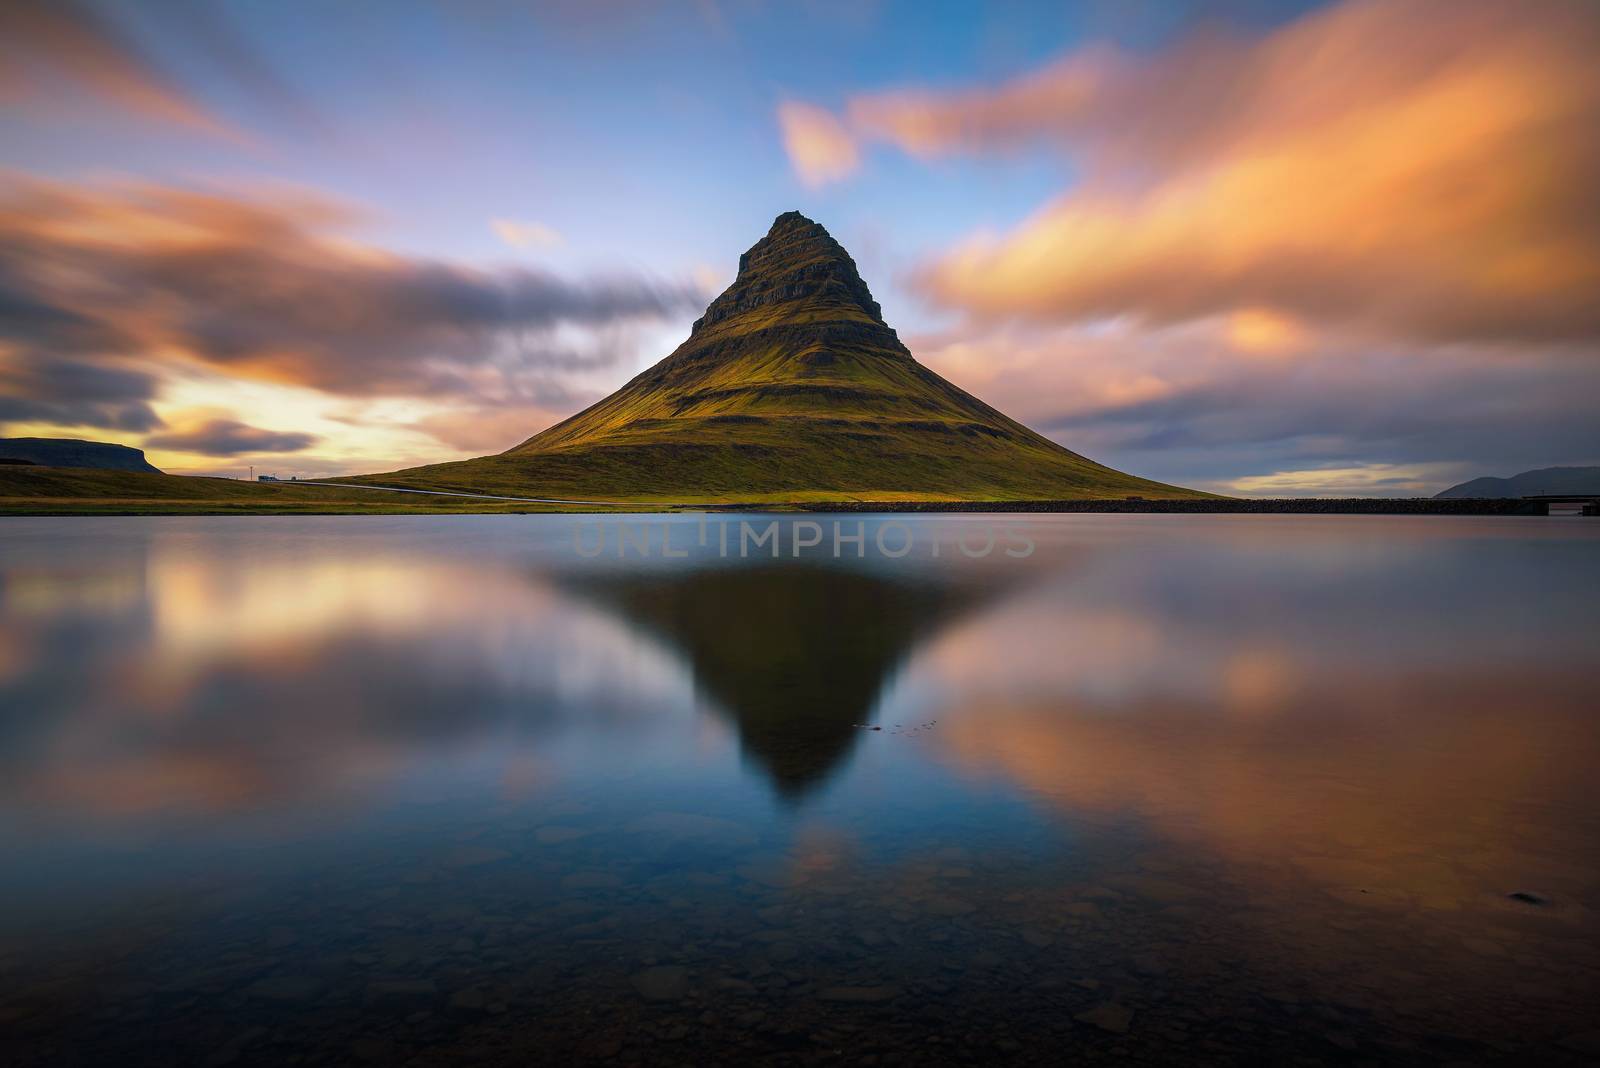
(786, 498), (1551, 515)
(0, 497), (1558, 517)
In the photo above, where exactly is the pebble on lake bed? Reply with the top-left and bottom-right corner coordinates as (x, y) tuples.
(816, 986), (902, 1003)
(1075, 1002), (1135, 1034)
(245, 976), (324, 1003)
(630, 966), (689, 1002)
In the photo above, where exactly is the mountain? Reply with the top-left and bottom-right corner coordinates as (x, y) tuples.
(0, 437), (160, 473)
(351, 212), (1204, 503)
(1435, 466), (1600, 499)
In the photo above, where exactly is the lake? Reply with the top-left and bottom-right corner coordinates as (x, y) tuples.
(1, 514), (1596, 1065)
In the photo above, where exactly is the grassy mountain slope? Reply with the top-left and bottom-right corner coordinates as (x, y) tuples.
(350, 212), (1206, 503)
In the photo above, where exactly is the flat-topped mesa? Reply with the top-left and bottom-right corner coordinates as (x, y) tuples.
(690, 211), (890, 336)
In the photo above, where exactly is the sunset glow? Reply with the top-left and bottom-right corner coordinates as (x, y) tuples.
(3, 0), (1596, 491)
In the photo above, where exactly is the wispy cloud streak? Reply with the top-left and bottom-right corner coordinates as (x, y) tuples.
(786, 0), (1600, 346)
(0, 175), (705, 439)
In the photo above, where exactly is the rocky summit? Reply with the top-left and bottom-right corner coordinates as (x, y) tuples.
(354, 212), (1202, 503)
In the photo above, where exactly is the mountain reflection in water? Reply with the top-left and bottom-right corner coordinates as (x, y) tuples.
(566, 563), (1005, 798)
(0, 514), (1596, 1066)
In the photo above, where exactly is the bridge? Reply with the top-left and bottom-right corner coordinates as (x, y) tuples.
(1522, 495), (1600, 516)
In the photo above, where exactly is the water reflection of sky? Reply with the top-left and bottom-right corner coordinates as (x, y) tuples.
(3, 516), (1597, 827)
(1, 515), (1597, 1057)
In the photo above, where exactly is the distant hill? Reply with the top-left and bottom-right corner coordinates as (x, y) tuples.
(1435, 466), (1600, 499)
(350, 212), (1206, 504)
(0, 437), (161, 473)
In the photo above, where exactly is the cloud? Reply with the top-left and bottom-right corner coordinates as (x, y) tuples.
(0, 1), (223, 132)
(153, 0), (326, 136)
(0, 352), (162, 432)
(912, 321), (1600, 495)
(776, 101), (860, 188)
(1224, 464), (1447, 498)
(0, 0), (324, 139)
(1224, 309), (1304, 357)
(0, 174), (705, 438)
(412, 397), (599, 454)
(145, 418), (317, 457)
(492, 218), (564, 250)
(795, 0), (1600, 346)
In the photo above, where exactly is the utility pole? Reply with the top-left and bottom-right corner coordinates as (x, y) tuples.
(249, 465), (254, 481)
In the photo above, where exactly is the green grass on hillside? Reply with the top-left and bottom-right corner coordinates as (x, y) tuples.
(350, 337), (1211, 504)
(351, 433), (1201, 505)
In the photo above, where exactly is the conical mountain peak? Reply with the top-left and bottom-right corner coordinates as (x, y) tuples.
(766, 209), (819, 236)
(692, 211), (885, 335)
(361, 211), (1202, 503)
(746, 210), (848, 269)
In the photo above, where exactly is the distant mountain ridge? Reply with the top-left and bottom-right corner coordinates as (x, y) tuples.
(1435, 466), (1600, 499)
(0, 437), (160, 473)
(352, 212), (1204, 503)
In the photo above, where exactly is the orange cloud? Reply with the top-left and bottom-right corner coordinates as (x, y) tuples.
(776, 101), (860, 188)
(492, 218), (564, 249)
(0, 174), (702, 429)
(847, 48), (1109, 159)
(1225, 463), (1446, 498)
(412, 398), (597, 453)
(796, 0), (1600, 345)
(0, 0), (327, 141)
(1226, 309), (1304, 357)
(0, 0), (228, 134)
(908, 319), (1600, 495)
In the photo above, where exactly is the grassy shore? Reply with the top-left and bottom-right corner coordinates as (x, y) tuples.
(0, 467), (1550, 517)
(3, 465), (1203, 516)
(0, 468), (612, 516)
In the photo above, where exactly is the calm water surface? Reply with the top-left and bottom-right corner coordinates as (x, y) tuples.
(1, 514), (1597, 1065)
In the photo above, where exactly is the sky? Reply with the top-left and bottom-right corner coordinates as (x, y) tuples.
(1, 0), (1597, 496)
